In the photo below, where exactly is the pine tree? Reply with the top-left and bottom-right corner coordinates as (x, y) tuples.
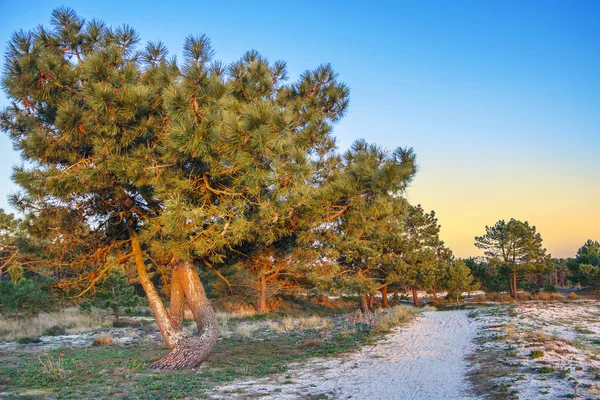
(397, 205), (448, 306)
(308, 140), (417, 311)
(475, 219), (548, 299)
(82, 266), (144, 321)
(444, 259), (479, 307)
(1, 8), (350, 369)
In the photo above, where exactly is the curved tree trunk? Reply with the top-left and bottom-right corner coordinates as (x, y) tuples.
(150, 260), (219, 370)
(129, 230), (218, 369)
(129, 229), (183, 349)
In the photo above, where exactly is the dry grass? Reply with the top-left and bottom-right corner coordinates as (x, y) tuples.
(0, 308), (111, 341)
(233, 322), (267, 338)
(373, 305), (417, 333)
(534, 292), (564, 301)
(92, 335), (114, 346)
(486, 292), (516, 302)
(268, 316), (333, 332)
(38, 352), (66, 381)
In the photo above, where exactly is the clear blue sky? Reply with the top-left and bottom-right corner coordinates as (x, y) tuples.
(1, 1), (599, 257)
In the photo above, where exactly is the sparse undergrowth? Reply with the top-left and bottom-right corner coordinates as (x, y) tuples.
(468, 301), (600, 399)
(0, 305), (418, 399)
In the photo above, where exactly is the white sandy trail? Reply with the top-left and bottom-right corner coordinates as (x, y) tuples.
(212, 310), (481, 399)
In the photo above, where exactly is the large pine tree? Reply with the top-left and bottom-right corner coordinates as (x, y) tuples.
(1, 8), (349, 369)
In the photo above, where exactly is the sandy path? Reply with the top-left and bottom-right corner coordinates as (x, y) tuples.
(212, 310), (481, 399)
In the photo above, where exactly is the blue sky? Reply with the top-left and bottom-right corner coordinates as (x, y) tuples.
(1, 1), (598, 257)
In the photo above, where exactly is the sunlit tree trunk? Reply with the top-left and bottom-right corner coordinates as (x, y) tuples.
(360, 293), (368, 312)
(412, 288), (419, 307)
(257, 269), (268, 313)
(130, 229), (183, 349)
(150, 259), (219, 370)
(381, 285), (389, 308)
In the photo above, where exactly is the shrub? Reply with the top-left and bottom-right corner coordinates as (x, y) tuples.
(43, 325), (66, 336)
(538, 366), (554, 374)
(112, 318), (145, 328)
(17, 336), (41, 344)
(0, 278), (56, 314)
(530, 350), (544, 359)
(543, 283), (557, 292)
(567, 292), (578, 299)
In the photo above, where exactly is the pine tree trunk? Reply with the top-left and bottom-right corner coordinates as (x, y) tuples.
(257, 272), (267, 313)
(168, 267), (185, 332)
(412, 288), (419, 307)
(512, 268), (518, 300)
(381, 286), (389, 308)
(506, 270), (514, 298)
(150, 260), (219, 370)
(129, 229), (183, 349)
(368, 293), (374, 310)
(360, 293), (368, 312)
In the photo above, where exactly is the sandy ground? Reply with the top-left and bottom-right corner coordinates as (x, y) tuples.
(470, 301), (600, 399)
(211, 310), (481, 399)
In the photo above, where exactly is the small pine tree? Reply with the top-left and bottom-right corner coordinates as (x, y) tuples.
(82, 267), (144, 321)
(445, 260), (479, 307)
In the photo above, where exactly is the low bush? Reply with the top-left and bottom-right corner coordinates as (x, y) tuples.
(529, 350), (544, 359)
(568, 292), (578, 299)
(17, 336), (41, 344)
(537, 366), (554, 374)
(42, 325), (67, 336)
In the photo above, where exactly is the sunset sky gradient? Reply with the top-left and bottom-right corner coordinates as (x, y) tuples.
(0, 1), (598, 258)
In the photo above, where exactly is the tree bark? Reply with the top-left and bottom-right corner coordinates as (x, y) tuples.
(381, 286), (389, 308)
(129, 229), (183, 349)
(512, 267), (518, 300)
(412, 288), (419, 307)
(506, 270), (514, 298)
(368, 293), (374, 310)
(168, 267), (185, 332)
(150, 260), (219, 370)
(257, 271), (267, 313)
(360, 293), (368, 312)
